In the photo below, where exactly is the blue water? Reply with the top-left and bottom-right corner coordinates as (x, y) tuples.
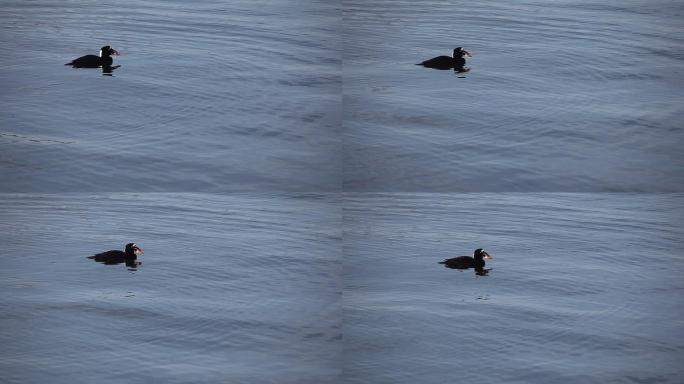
(343, 0), (684, 191)
(343, 193), (684, 383)
(1, 0), (683, 383)
(0, 0), (340, 192)
(0, 193), (341, 383)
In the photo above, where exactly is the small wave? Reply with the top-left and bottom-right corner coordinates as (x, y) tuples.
(0, 131), (75, 145)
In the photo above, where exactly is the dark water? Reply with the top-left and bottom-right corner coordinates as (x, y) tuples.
(343, 193), (684, 383)
(0, 193), (341, 383)
(1, 0), (683, 383)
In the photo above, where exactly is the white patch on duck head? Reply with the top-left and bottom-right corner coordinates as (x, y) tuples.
(132, 244), (144, 255)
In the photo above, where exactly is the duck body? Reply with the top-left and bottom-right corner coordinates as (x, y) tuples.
(88, 243), (143, 265)
(417, 47), (471, 70)
(439, 248), (491, 269)
(418, 55), (466, 70)
(67, 55), (112, 68)
(66, 46), (119, 68)
(439, 255), (482, 269)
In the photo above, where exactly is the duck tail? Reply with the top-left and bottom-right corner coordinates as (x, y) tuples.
(65, 62), (73, 66)
(438, 260), (446, 264)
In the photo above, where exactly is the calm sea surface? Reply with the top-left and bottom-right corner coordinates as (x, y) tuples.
(1, 193), (681, 383)
(343, 193), (684, 384)
(0, 193), (341, 383)
(343, 0), (684, 191)
(0, 0), (340, 192)
(1, 0), (681, 191)
(1, 0), (682, 383)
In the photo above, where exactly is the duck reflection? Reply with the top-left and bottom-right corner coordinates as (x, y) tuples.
(102, 65), (120, 76)
(87, 242), (143, 270)
(442, 264), (491, 276)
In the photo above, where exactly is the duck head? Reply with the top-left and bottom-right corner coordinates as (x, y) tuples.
(474, 248), (492, 260)
(99, 46), (120, 58)
(124, 243), (144, 257)
(453, 47), (472, 58)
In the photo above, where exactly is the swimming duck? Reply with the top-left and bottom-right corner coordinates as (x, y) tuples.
(417, 47), (472, 70)
(439, 248), (491, 269)
(88, 243), (143, 265)
(65, 46), (119, 68)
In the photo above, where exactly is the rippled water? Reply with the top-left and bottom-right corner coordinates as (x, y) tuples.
(0, 193), (341, 383)
(0, 0), (340, 192)
(5, 0), (679, 192)
(343, 0), (684, 191)
(343, 193), (684, 383)
(1, 0), (683, 383)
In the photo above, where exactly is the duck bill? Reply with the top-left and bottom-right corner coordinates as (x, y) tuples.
(133, 246), (144, 255)
(463, 50), (472, 58)
(111, 49), (120, 56)
(483, 252), (492, 260)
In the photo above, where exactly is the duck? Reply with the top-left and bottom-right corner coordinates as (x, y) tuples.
(88, 243), (143, 265)
(417, 47), (472, 70)
(65, 46), (119, 68)
(439, 248), (491, 269)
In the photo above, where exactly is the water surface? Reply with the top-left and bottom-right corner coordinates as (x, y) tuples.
(0, 0), (340, 192)
(0, 193), (341, 384)
(343, 0), (684, 191)
(2, 1), (683, 382)
(343, 193), (684, 383)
